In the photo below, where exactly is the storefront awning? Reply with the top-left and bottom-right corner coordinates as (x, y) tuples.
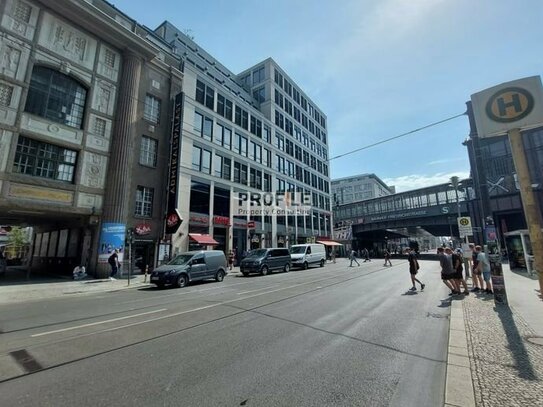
(189, 233), (219, 245)
(317, 240), (343, 246)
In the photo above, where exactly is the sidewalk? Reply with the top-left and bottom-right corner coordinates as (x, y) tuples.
(445, 264), (543, 407)
(0, 272), (152, 305)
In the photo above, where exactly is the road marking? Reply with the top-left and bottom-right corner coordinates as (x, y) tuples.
(237, 286), (277, 295)
(31, 309), (167, 337)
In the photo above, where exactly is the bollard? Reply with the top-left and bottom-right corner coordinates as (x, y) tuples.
(144, 264), (148, 283)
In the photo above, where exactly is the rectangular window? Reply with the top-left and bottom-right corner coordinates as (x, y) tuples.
(235, 106), (242, 126)
(274, 89), (284, 108)
(194, 111), (203, 134)
(233, 132), (241, 154)
(264, 172), (272, 192)
(274, 68), (283, 87)
(143, 94), (161, 124)
(234, 162), (248, 185)
(241, 110), (249, 130)
(223, 157), (231, 180)
(249, 140), (256, 160)
(195, 79), (214, 110)
(0, 83), (13, 107)
(285, 99), (292, 116)
(214, 154), (223, 178)
(275, 133), (284, 151)
(203, 116), (213, 141)
(253, 87), (265, 103)
(135, 186), (154, 217)
(252, 66), (265, 85)
(13, 136), (77, 182)
(217, 94), (226, 117)
(192, 146), (211, 174)
(263, 126), (271, 143)
(223, 126), (232, 149)
(215, 123), (224, 146)
(250, 116), (257, 135)
(263, 148), (271, 167)
(255, 143), (262, 163)
(293, 88), (300, 104)
(240, 135), (248, 157)
(285, 119), (293, 136)
(140, 136), (157, 167)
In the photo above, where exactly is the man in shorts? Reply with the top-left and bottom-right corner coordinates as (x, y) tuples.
(407, 248), (425, 291)
(448, 248), (469, 295)
(438, 247), (457, 294)
(475, 245), (493, 294)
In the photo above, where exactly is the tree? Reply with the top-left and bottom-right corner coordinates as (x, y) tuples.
(6, 227), (30, 259)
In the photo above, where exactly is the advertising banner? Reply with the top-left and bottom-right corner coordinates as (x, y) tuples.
(98, 223), (126, 263)
(166, 92), (184, 234)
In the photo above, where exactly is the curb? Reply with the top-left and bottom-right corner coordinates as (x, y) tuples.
(444, 299), (476, 407)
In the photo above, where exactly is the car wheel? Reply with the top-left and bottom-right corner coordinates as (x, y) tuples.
(215, 270), (225, 282)
(284, 263), (290, 273)
(176, 274), (188, 288)
(320, 259), (325, 267)
(242, 272), (249, 277)
(303, 262), (308, 270)
(260, 265), (269, 276)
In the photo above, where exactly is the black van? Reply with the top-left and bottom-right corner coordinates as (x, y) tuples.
(240, 248), (291, 276)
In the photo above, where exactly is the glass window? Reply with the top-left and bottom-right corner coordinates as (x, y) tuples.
(233, 133), (241, 154)
(203, 116), (213, 141)
(140, 136), (157, 167)
(194, 111), (203, 134)
(13, 136), (77, 182)
(25, 66), (87, 129)
(135, 186), (154, 217)
(201, 149), (211, 174)
(253, 87), (265, 103)
(253, 66), (265, 85)
(240, 136), (248, 157)
(143, 94), (161, 124)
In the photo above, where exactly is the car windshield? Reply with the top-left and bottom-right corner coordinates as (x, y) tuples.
(167, 254), (194, 266)
(290, 246), (306, 254)
(246, 249), (268, 258)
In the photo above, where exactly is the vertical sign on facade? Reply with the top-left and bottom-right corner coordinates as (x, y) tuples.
(166, 92), (183, 234)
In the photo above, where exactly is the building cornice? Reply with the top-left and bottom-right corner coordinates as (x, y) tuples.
(37, 0), (159, 60)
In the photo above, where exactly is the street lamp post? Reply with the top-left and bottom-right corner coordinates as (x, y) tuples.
(450, 176), (471, 278)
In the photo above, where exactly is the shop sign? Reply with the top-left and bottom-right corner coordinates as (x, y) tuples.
(233, 221), (247, 228)
(135, 223), (151, 236)
(213, 216), (230, 226)
(190, 215), (209, 225)
(165, 93), (184, 234)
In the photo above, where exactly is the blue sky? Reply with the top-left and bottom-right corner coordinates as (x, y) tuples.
(114, 0), (543, 191)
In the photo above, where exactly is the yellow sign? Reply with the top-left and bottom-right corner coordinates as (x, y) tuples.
(9, 183), (73, 203)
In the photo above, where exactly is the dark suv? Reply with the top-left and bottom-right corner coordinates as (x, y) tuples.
(240, 248), (291, 276)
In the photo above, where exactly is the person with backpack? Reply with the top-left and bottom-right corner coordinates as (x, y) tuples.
(108, 249), (120, 280)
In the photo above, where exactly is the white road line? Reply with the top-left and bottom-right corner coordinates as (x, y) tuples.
(31, 309), (167, 337)
(236, 286), (277, 295)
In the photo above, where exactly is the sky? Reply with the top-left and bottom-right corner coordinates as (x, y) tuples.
(113, 0), (543, 192)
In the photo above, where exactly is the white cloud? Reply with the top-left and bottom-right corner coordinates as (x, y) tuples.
(384, 171), (470, 192)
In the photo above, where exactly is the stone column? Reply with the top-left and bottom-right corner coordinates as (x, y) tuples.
(96, 52), (142, 278)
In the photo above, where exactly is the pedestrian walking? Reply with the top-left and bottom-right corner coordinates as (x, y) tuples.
(349, 250), (360, 267)
(228, 250), (235, 271)
(438, 247), (458, 294)
(383, 249), (392, 267)
(362, 248), (371, 262)
(407, 248), (424, 291)
(450, 248), (469, 295)
(474, 245), (493, 294)
(108, 249), (120, 280)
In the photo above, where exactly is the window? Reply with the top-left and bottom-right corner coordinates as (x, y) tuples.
(263, 148), (271, 167)
(104, 49), (116, 68)
(195, 79), (214, 109)
(135, 186), (154, 217)
(234, 161), (248, 184)
(217, 94), (232, 120)
(285, 99), (292, 116)
(249, 140), (256, 160)
(275, 111), (284, 129)
(143, 94), (161, 124)
(25, 66), (87, 129)
(275, 89), (284, 108)
(275, 133), (284, 151)
(263, 126), (271, 143)
(0, 83), (13, 107)
(140, 136), (157, 167)
(250, 168), (262, 189)
(264, 173), (272, 192)
(203, 116), (213, 141)
(252, 66), (265, 85)
(192, 146), (211, 174)
(13, 136), (77, 182)
(274, 68), (283, 87)
(240, 135), (248, 157)
(241, 110), (249, 130)
(233, 133), (241, 154)
(253, 87), (265, 103)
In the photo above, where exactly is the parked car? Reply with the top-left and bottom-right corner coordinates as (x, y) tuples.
(240, 248), (291, 276)
(290, 244), (326, 269)
(150, 250), (227, 288)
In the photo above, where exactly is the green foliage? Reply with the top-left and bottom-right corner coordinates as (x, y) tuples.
(7, 227), (29, 246)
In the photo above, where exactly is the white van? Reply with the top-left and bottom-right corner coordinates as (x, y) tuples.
(290, 244), (326, 269)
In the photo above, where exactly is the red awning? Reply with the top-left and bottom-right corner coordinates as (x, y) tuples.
(189, 233), (219, 245)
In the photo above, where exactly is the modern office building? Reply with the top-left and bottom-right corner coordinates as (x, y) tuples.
(0, 0), (331, 275)
(154, 22), (332, 256)
(332, 173), (394, 206)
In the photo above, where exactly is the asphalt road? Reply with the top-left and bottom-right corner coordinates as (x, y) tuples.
(0, 259), (451, 407)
